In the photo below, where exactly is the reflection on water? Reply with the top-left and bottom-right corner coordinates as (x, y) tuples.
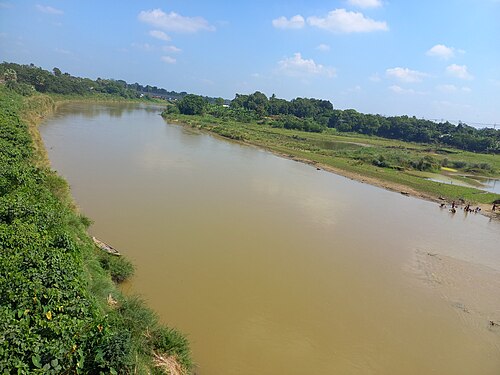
(53, 102), (163, 119)
(480, 178), (500, 194)
(427, 176), (476, 188)
(40, 103), (500, 375)
(427, 175), (500, 194)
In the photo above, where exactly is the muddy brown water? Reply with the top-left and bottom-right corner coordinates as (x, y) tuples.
(40, 103), (500, 375)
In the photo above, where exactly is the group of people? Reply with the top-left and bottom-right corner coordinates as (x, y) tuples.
(439, 200), (481, 214)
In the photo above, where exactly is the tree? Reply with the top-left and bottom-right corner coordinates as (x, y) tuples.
(53, 67), (62, 77)
(269, 94), (289, 115)
(3, 68), (17, 82)
(245, 91), (268, 116)
(177, 94), (207, 115)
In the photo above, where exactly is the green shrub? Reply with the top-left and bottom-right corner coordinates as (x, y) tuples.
(99, 254), (135, 283)
(152, 327), (192, 370)
(452, 160), (468, 169)
(0, 86), (191, 373)
(7, 81), (36, 96)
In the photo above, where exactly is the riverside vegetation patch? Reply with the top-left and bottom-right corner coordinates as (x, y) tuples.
(0, 86), (191, 373)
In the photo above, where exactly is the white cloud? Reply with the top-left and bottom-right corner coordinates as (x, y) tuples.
(307, 9), (388, 33)
(138, 9), (215, 33)
(163, 45), (181, 53)
(436, 84), (471, 94)
(389, 85), (410, 94)
(272, 15), (305, 29)
(161, 56), (176, 64)
(277, 53), (336, 78)
(446, 64), (473, 80)
(436, 84), (458, 93)
(131, 42), (155, 51)
(36, 4), (63, 15)
(386, 67), (428, 83)
(388, 85), (427, 95)
(149, 30), (171, 41)
(369, 73), (381, 82)
(347, 0), (383, 8)
(316, 43), (331, 51)
(426, 44), (457, 60)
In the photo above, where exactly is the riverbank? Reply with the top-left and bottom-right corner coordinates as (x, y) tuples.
(162, 112), (500, 219)
(0, 87), (190, 374)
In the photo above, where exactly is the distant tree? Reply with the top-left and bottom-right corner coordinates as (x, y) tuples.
(177, 94), (207, 115)
(267, 95), (288, 115)
(3, 68), (17, 82)
(53, 67), (62, 76)
(230, 93), (249, 109)
(246, 91), (268, 116)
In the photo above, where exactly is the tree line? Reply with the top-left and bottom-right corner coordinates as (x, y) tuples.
(2, 62), (497, 154)
(172, 91), (500, 154)
(0, 62), (198, 101)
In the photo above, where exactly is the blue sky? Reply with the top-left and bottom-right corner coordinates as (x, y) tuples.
(1, 0), (499, 125)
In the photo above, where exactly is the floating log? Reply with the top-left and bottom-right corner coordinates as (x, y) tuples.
(92, 236), (121, 256)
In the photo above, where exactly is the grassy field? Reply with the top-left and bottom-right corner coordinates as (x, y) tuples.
(163, 112), (500, 206)
(0, 87), (191, 374)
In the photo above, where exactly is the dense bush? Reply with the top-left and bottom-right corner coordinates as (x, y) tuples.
(177, 94), (207, 115)
(0, 87), (191, 373)
(99, 254), (135, 283)
(0, 87), (112, 372)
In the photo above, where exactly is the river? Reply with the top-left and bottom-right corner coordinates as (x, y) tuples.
(40, 103), (500, 375)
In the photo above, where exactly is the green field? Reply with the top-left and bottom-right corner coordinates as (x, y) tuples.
(163, 112), (500, 205)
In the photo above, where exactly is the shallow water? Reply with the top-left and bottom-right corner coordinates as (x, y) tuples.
(40, 103), (500, 375)
(427, 174), (500, 194)
(479, 178), (500, 194)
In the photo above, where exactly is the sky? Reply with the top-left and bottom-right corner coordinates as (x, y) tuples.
(1, 0), (499, 126)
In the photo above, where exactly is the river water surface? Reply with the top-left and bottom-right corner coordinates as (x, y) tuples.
(40, 103), (500, 375)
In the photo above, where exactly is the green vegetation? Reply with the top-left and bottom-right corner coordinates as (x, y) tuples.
(0, 86), (191, 373)
(98, 254), (135, 284)
(162, 107), (500, 205)
(1, 62), (222, 103)
(172, 91), (499, 153)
